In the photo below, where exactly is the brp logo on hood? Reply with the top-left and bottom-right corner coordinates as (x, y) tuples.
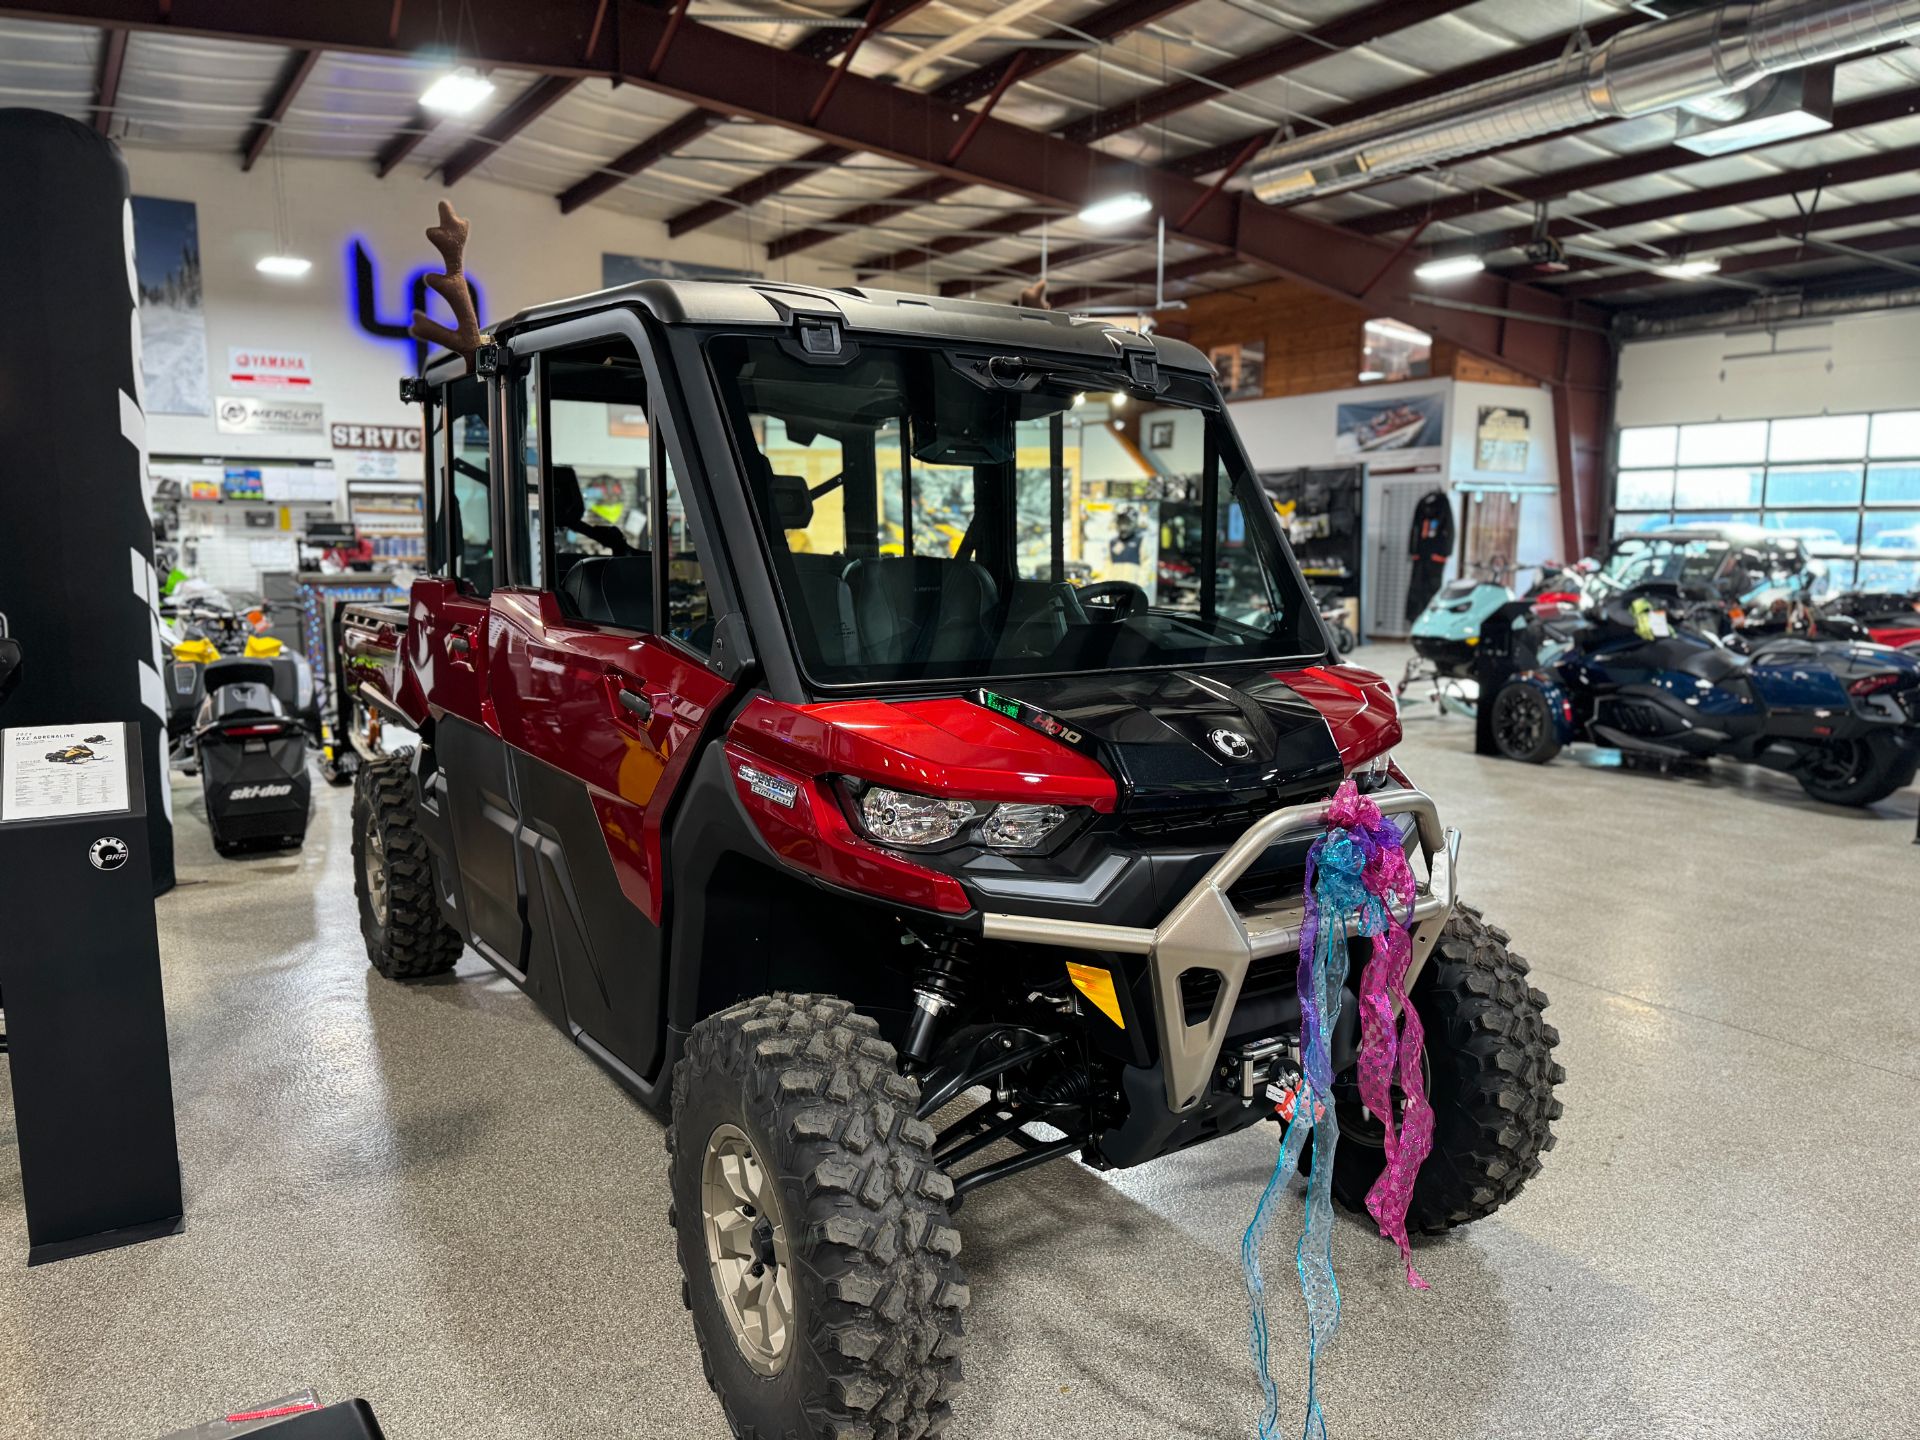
(1207, 728), (1254, 761)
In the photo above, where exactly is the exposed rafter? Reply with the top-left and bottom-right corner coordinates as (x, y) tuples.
(1430, 140), (1920, 260)
(1044, 253), (1247, 310)
(240, 48), (318, 171)
(758, 0), (1206, 258)
(91, 26), (126, 136)
(566, 0), (938, 219)
(1059, 0), (1473, 146)
(1358, 84), (1920, 239)
(1562, 207), (1920, 298)
(441, 75), (581, 186)
(374, 105), (442, 178)
(1543, 193), (1920, 293)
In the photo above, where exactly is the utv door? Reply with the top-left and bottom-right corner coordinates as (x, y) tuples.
(419, 372), (524, 972)
(484, 318), (734, 1086)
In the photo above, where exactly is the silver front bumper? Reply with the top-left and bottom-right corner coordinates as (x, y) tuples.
(978, 789), (1459, 1114)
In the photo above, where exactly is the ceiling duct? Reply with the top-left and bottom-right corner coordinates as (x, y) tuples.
(1250, 0), (1920, 204)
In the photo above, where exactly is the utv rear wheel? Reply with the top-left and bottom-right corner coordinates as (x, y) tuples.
(669, 993), (967, 1440)
(1796, 733), (1917, 807)
(1328, 905), (1563, 1234)
(1489, 682), (1562, 765)
(351, 751), (462, 981)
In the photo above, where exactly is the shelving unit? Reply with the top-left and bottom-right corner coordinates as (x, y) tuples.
(346, 479), (428, 569)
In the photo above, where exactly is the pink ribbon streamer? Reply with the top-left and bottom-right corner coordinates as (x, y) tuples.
(1327, 780), (1433, 1289)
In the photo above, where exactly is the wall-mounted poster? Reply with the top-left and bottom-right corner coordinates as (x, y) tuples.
(1208, 341), (1265, 401)
(131, 195), (210, 416)
(1080, 499), (1160, 592)
(603, 253), (758, 288)
(1147, 420), (1175, 450)
(1475, 404), (1531, 473)
(1334, 392), (1444, 455)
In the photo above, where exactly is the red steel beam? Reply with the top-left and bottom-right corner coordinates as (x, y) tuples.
(934, 240), (1139, 293)
(91, 26), (126, 135)
(1059, 0), (1473, 145)
(1045, 253), (1248, 310)
(375, 105), (442, 178)
(560, 108), (720, 213)
(240, 48), (319, 171)
(1571, 223), (1920, 299)
(759, 0), (1205, 257)
(764, 175), (966, 260)
(1360, 84), (1920, 239)
(441, 74), (581, 186)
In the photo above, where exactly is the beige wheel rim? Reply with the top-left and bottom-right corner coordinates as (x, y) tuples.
(701, 1122), (794, 1375)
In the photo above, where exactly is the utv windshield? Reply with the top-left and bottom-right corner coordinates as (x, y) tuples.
(708, 335), (1320, 686)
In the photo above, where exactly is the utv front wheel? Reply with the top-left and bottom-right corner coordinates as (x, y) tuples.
(670, 993), (967, 1440)
(1329, 905), (1563, 1234)
(351, 751), (462, 981)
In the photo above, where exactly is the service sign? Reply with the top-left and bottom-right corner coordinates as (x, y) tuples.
(216, 395), (326, 436)
(227, 347), (314, 391)
(329, 421), (422, 454)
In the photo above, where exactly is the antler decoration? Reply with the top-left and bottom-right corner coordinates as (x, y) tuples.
(1017, 278), (1052, 311)
(409, 200), (482, 372)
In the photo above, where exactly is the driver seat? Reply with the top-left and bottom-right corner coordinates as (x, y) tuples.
(842, 556), (999, 667)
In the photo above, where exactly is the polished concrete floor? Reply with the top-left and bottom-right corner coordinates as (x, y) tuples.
(3, 641), (1918, 1440)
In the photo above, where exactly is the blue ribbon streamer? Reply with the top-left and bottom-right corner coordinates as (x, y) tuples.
(1243, 827), (1384, 1439)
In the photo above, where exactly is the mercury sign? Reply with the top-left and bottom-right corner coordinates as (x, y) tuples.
(216, 395), (325, 436)
(329, 422), (422, 453)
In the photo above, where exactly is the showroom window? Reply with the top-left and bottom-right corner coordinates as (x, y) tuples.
(1613, 409), (1920, 591)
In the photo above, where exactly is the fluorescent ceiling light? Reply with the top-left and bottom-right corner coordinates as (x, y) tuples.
(1413, 254), (1485, 282)
(1110, 392), (1128, 408)
(1364, 318), (1431, 342)
(1655, 257), (1721, 280)
(1078, 191), (1152, 227)
(1357, 370), (1387, 381)
(255, 255), (312, 278)
(421, 67), (494, 115)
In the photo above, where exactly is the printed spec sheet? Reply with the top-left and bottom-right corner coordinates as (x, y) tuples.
(1, 724), (131, 822)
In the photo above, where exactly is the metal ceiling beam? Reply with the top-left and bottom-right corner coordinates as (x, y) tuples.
(1058, 0), (1475, 146)
(698, 0), (1204, 247)
(1015, 253), (1245, 309)
(1548, 192), (1920, 294)
(441, 74), (581, 186)
(1359, 84), (1920, 238)
(1573, 218), (1920, 298)
(375, 106), (443, 178)
(241, 48), (319, 171)
(1163, 13), (1643, 180)
(934, 241), (1137, 295)
(91, 26), (126, 136)
(575, 0), (937, 221)
(1433, 138), (1920, 259)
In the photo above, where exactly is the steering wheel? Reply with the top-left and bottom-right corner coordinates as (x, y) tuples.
(1077, 580), (1149, 617)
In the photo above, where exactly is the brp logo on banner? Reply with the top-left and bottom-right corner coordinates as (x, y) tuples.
(89, 836), (130, 871)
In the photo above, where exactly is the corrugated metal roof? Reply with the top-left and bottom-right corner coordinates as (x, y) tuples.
(2, 1), (1916, 316)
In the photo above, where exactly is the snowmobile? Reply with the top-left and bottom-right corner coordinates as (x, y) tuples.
(192, 657), (313, 856)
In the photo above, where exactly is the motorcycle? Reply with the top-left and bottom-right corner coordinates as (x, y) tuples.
(1312, 584), (1356, 654)
(1486, 581), (1920, 807)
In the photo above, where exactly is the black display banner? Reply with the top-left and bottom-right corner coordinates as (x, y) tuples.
(0, 109), (175, 890)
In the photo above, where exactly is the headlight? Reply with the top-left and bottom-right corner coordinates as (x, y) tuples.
(854, 786), (1074, 850)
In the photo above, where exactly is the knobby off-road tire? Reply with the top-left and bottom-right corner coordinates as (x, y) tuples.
(351, 750), (462, 981)
(1330, 904), (1564, 1235)
(669, 993), (968, 1440)
(1795, 732), (1918, 808)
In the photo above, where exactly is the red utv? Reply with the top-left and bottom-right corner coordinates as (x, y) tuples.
(337, 281), (1562, 1439)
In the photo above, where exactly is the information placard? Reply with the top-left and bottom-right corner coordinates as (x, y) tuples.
(1, 723), (132, 822)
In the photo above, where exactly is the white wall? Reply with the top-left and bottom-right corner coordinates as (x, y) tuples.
(1616, 309), (1920, 427)
(127, 147), (858, 469)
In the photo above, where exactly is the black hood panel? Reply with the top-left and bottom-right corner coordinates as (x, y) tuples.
(979, 668), (1343, 812)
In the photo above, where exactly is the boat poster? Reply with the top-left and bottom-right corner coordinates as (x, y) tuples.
(1334, 393), (1444, 456)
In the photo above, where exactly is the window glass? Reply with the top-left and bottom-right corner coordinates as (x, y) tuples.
(1616, 469), (1673, 510)
(1765, 466), (1862, 508)
(1866, 463), (1920, 505)
(1762, 510), (1858, 554)
(1822, 558), (1858, 590)
(762, 418), (846, 558)
(1613, 511), (1664, 538)
(1673, 467), (1764, 508)
(661, 449), (713, 654)
(1014, 417), (1072, 582)
(1659, 511), (1760, 528)
(1857, 558), (1920, 591)
(425, 397), (447, 574)
(1360, 319), (1431, 383)
(1676, 420), (1768, 466)
(1617, 426), (1677, 469)
(1869, 412), (1920, 458)
(1767, 413), (1867, 463)
(510, 365), (544, 587)
(1860, 509), (1920, 556)
(446, 375), (493, 596)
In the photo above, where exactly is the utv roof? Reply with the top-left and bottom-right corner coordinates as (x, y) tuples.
(424, 277), (1214, 384)
(1615, 523), (1801, 550)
